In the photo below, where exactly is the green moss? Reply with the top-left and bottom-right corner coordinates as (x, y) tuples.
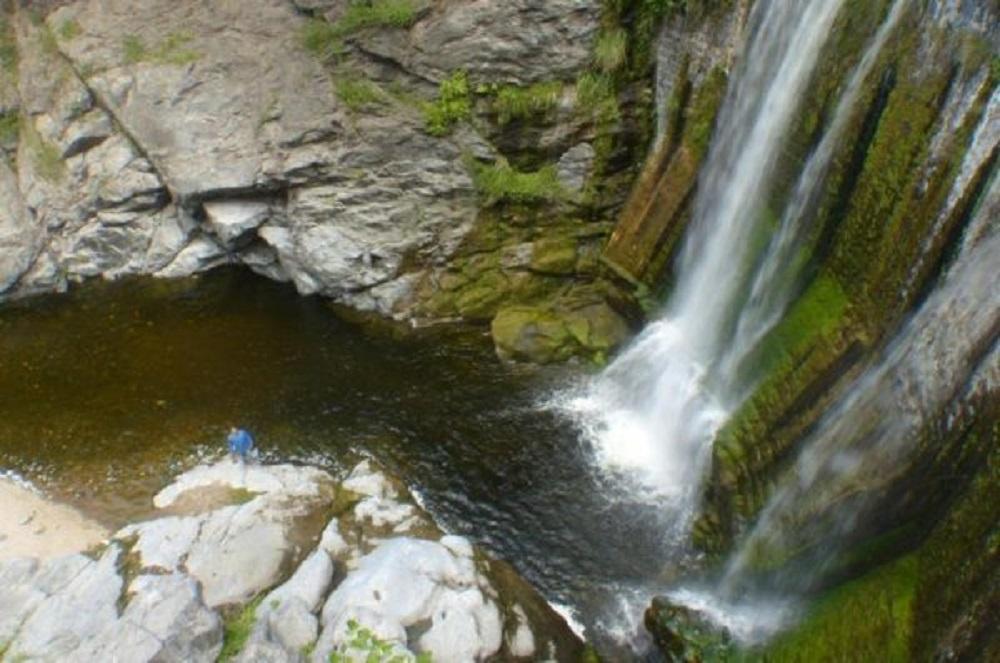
(468, 158), (569, 205)
(748, 274), (849, 380)
(744, 556), (917, 662)
(336, 76), (385, 111)
(330, 619), (432, 662)
(122, 32), (199, 66)
(424, 70), (471, 136)
(218, 595), (264, 662)
(493, 81), (563, 126)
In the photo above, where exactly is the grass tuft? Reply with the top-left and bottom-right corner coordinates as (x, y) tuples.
(493, 81), (563, 125)
(122, 32), (199, 66)
(302, 0), (418, 61)
(468, 157), (570, 205)
(57, 19), (82, 41)
(0, 111), (18, 145)
(218, 595), (264, 662)
(594, 28), (627, 72)
(336, 76), (385, 111)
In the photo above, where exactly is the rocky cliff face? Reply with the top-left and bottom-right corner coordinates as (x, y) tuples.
(0, 0), (653, 361)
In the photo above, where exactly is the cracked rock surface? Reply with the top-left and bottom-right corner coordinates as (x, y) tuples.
(0, 459), (583, 662)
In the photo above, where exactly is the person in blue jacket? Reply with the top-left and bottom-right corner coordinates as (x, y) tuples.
(227, 427), (255, 462)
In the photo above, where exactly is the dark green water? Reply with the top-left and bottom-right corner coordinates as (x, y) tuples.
(0, 268), (672, 650)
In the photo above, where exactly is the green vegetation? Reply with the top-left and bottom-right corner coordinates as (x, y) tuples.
(0, 16), (16, 72)
(57, 19), (82, 41)
(329, 619), (432, 663)
(23, 119), (64, 182)
(302, 0), (418, 61)
(493, 81), (562, 125)
(0, 111), (18, 144)
(218, 595), (264, 662)
(121, 31), (200, 66)
(329, 0), (418, 35)
(423, 70), (471, 136)
(468, 158), (569, 205)
(336, 76), (385, 111)
(594, 27), (627, 72)
(745, 556), (918, 662)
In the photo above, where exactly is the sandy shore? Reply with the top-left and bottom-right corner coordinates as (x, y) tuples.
(0, 478), (109, 560)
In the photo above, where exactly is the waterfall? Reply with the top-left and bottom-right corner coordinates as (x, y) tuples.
(721, 181), (999, 597)
(565, 0), (850, 524)
(717, 0), (910, 402)
(668, 185), (999, 644)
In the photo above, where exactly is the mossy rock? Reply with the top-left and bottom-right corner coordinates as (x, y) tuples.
(491, 300), (629, 364)
(530, 237), (578, 275)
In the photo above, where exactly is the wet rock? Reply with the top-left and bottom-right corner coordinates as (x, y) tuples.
(644, 597), (734, 663)
(492, 295), (629, 364)
(555, 143), (595, 194)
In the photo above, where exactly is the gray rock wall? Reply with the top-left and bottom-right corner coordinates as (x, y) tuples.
(0, 0), (622, 334)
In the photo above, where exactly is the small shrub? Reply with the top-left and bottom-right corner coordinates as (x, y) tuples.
(469, 157), (569, 204)
(594, 28), (627, 72)
(58, 19), (82, 41)
(336, 76), (384, 111)
(424, 70), (471, 136)
(493, 81), (563, 125)
(329, 619), (432, 663)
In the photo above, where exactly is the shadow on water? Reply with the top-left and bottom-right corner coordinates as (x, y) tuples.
(0, 267), (674, 653)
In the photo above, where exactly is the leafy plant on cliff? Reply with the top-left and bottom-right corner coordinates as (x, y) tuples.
(329, 619), (432, 663)
(423, 70), (471, 136)
(218, 595), (264, 662)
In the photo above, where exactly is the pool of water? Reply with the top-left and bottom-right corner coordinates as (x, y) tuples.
(0, 268), (677, 655)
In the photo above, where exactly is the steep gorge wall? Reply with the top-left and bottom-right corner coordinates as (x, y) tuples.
(0, 0), (661, 362)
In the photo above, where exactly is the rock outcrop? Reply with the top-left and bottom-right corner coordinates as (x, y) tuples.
(0, 0), (642, 362)
(0, 459), (583, 662)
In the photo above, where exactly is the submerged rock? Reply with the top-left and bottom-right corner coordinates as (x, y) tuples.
(644, 597), (734, 663)
(0, 458), (583, 661)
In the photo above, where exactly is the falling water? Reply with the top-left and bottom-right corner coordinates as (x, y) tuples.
(721, 184), (999, 598)
(717, 0), (910, 402)
(567, 0), (849, 521)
